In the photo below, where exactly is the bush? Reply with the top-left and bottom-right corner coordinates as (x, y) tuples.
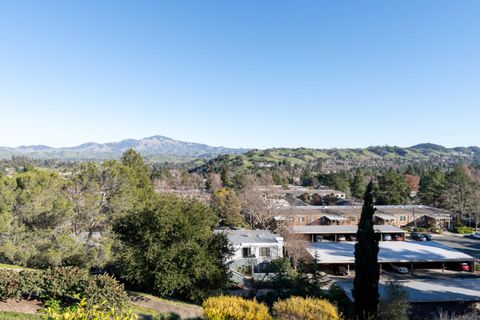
(203, 296), (271, 320)
(414, 227), (426, 232)
(272, 296), (340, 320)
(0, 267), (127, 308)
(378, 282), (409, 320)
(41, 298), (137, 320)
(454, 226), (474, 234)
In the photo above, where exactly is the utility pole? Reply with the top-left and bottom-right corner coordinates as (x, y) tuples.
(412, 207), (417, 230)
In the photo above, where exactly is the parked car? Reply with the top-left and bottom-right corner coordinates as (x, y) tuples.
(337, 235), (346, 241)
(421, 233), (433, 241)
(472, 231), (480, 239)
(337, 266), (348, 276)
(394, 234), (403, 241)
(411, 232), (427, 241)
(390, 264), (409, 274)
(459, 263), (471, 272)
(348, 235), (357, 241)
(383, 234), (392, 241)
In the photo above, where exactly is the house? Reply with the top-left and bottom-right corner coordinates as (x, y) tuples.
(215, 229), (284, 285)
(273, 205), (452, 230)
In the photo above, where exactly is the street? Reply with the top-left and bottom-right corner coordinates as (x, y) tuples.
(434, 232), (480, 260)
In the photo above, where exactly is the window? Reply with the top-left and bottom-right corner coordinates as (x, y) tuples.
(400, 216), (406, 221)
(298, 216), (306, 223)
(259, 247), (271, 257)
(242, 247), (252, 258)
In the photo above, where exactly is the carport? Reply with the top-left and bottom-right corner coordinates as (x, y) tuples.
(289, 225), (406, 243)
(305, 240), (476, 275)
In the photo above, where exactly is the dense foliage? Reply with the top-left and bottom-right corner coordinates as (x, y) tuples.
(113, 194), (232, 302)
(202, 296), (271, 320)
(272, 296), (340, 320)
(0, 267), (127, 308)
(0, 150), (155, 269)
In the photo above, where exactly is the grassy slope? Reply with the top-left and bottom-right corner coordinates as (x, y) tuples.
(0, 312), (40, 320)
(194, 145), (475, 174)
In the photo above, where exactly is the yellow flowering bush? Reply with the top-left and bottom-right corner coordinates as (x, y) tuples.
(272, 296), (340, 320)
(203, 295), (271, 320)
(41, 299), (137, 320)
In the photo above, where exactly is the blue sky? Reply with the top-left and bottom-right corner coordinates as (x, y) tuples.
(0, 1), (479, 149)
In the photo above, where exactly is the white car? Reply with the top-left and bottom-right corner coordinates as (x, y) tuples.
(383, 234), (392, 241)
(472, 232), (480, 239)
(390, 264), (409, 274)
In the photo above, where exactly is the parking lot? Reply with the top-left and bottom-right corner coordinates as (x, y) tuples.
(433, 231), (480, 260)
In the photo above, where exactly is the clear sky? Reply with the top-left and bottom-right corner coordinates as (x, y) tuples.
(0, 1), (479, 149)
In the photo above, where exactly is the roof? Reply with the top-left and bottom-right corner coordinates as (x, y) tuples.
(289, 225), (406, 235)
(215, 229), (283, 245)
(322, 214), (347, 221)
(374, 213), (396, 220)
(337, 278), (480, 303)
(423, 213), (452, 220)
(306, 241), (475, 264)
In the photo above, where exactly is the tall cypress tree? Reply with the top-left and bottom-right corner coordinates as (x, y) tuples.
(353, 181), (380, 319)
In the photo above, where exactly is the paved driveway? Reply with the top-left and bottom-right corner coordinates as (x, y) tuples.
(434, 232), (480, 260)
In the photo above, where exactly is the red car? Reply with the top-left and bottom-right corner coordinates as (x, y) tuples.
(459, 263), (470, 272)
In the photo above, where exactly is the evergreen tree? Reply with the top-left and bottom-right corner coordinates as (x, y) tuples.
(375, 169), (410, 205)
(418, 168), (446, 207)
(353, 181), (380, 320)
(351, 169), (366, 200)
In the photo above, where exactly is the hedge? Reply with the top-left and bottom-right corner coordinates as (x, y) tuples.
(0, 267), (127, 308)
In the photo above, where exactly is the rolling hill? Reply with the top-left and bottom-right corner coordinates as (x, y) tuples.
(194, 144), (480, 173)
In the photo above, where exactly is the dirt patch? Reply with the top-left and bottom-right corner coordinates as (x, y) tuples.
(128, 292), (203, 319)
(0, 299), (42, 314)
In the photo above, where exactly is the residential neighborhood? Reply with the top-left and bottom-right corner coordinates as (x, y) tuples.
(1, 1), (480, 319)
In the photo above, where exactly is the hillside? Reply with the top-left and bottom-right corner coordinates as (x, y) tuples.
(194, 144), (480, 173)
(0, 135), (248, 163)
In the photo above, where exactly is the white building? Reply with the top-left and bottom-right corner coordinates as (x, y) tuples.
(220, 229), (284, 263)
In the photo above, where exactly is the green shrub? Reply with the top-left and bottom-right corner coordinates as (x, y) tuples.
(0, 267), (127, 308)
(0, 269), (22, 300)
(272, 296), (340, 320)
(0, 311), (40, 320)
(413, 227), (426, 232)
(454, 226), (474, 234)
(428, 227), (442, 234)
(203, 296), (271, 320)
(82, 273), (128, 308)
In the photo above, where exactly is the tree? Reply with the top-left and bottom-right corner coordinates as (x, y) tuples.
(66, 162), (112, 267)
(375, 169), (410, 205)
(378, 282), (410, 320)
(211, 188), (244, 227)
(353, 181), (380, 320)
(113, 194), (232, 302)
(443, 165), (476, 224)
(418, 168), (446, 207)
(220, 165), (232, 188)
(351, 169), (366, 200)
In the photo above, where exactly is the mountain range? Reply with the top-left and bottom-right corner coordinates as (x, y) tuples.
(0, 137), (479, 167)
(0, 135), (249, 163)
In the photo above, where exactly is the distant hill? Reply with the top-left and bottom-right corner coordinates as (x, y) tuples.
(194, 144), (480, 173)
(1, 138), (478, 168)
(0, 135), (249, 163)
